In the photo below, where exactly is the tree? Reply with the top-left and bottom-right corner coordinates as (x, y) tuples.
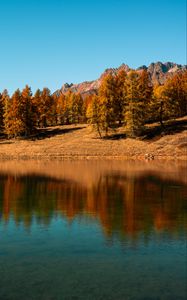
(38, 88), (53, 127)
(98, 73), (117, 135)
(86, 95), (102, 137)
(124, 71), (145, 137)
(49, 94), (58, 126)
(56, 93), (67, 124)
(0, 93), (4, 133)
(162, 71), (187, 118)
(65, 92), (84, 124)
(21, 85), (35, 136)
(86, 72), (127, 137)
(152, 84), (166, 127)
(74, 93), (84, 123)
(138, 69), (153, 121)
(0, 90), (9, 134)
(32, 89), (42, 127)
(115, 69), (127, 125)
(151, 70), (187, 127)
(4, 89), (24, 138)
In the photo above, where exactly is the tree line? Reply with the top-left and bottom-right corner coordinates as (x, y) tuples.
(87, 69), (187, 137)
(0, 87), (85, 138)
(0, 69), (186, 138)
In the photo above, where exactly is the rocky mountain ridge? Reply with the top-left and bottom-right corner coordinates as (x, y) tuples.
(56, 62), (186, 97)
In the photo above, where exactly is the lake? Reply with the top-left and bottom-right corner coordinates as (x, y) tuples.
(0, 160), (186, 300)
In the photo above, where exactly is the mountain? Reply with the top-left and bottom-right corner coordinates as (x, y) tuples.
(55, 62), (186, 97)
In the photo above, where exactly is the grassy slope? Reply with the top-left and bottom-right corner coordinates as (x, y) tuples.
(0, 117), (186, 160)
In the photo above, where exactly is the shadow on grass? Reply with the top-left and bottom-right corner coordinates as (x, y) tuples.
(102, 133), (126, 140)
(0, 133), (11, 144)
(29, 126), (86, 141)
(0, 141), (14, 145)
(96, 118), (187, 141)
(143, 119), (187, 141)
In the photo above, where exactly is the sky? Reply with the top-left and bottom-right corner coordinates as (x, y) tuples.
(0, 0), (186, 95)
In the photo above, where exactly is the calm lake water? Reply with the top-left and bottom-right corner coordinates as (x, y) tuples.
(0, 161), (186, 300)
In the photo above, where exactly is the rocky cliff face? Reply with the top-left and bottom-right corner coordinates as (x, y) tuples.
(55, 62), (186, 97)
(146, 62), (186, 85)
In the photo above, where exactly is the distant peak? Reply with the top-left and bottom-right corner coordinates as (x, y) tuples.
(136, 65), (147, 70)
(54, 61), (186, 97)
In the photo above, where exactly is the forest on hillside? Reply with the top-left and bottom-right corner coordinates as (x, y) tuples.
(0, 69), (186, 139)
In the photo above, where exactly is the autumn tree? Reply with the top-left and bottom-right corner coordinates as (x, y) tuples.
(87, 71), (127, 136)
(138, 69), (153, 121)
(0, 93), (4, 133)
(98, 73), (117, 135)
(56, 93), (68, 124)
(4, 85), (36, 137)
(84, 94), (94, 111)
(86, 95), (102, 137)
(1, 68), (186, 140)
(38, 88), (53, 127)
(152, 84), (166, 127)
(21, 85), (35, 136)
(32, 89), (42, 127)
(162, 71), (187, 118)
(74, 93), (85, 123)
(0, 90), (9, 134)
(47, 94), (58, 126)
(181, 70), (187, 114)
(151, 71), (187, 127)
(66, 92), (84, 124)
(115, 69), (127, 125)
(4, 89), (24, 137)
(124, 71), (145, 137)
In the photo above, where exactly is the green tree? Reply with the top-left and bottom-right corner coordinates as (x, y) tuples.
(125, 71), (145, 137)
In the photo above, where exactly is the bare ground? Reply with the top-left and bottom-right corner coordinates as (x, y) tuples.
(0, 117), (186, 161)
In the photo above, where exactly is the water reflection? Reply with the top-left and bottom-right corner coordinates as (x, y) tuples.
(0, 161), (187, 300)
(0, 161), (186, 243)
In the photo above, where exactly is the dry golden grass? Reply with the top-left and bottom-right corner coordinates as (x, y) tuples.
(0, 117), (186, 161)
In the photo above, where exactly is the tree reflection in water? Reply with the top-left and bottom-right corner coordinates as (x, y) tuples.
(0, 167), (186, 244)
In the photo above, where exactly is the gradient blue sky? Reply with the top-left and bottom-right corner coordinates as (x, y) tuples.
(0, 0), (186, 94)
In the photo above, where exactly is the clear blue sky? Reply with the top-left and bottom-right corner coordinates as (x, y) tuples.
(0, 0), (186, 95)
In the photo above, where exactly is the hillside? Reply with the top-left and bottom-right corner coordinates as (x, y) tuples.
(55, 62), (186, 97)
(0, 117), (186, 160)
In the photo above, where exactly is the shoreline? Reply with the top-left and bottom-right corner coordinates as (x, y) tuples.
(0, 154), (186, 161)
